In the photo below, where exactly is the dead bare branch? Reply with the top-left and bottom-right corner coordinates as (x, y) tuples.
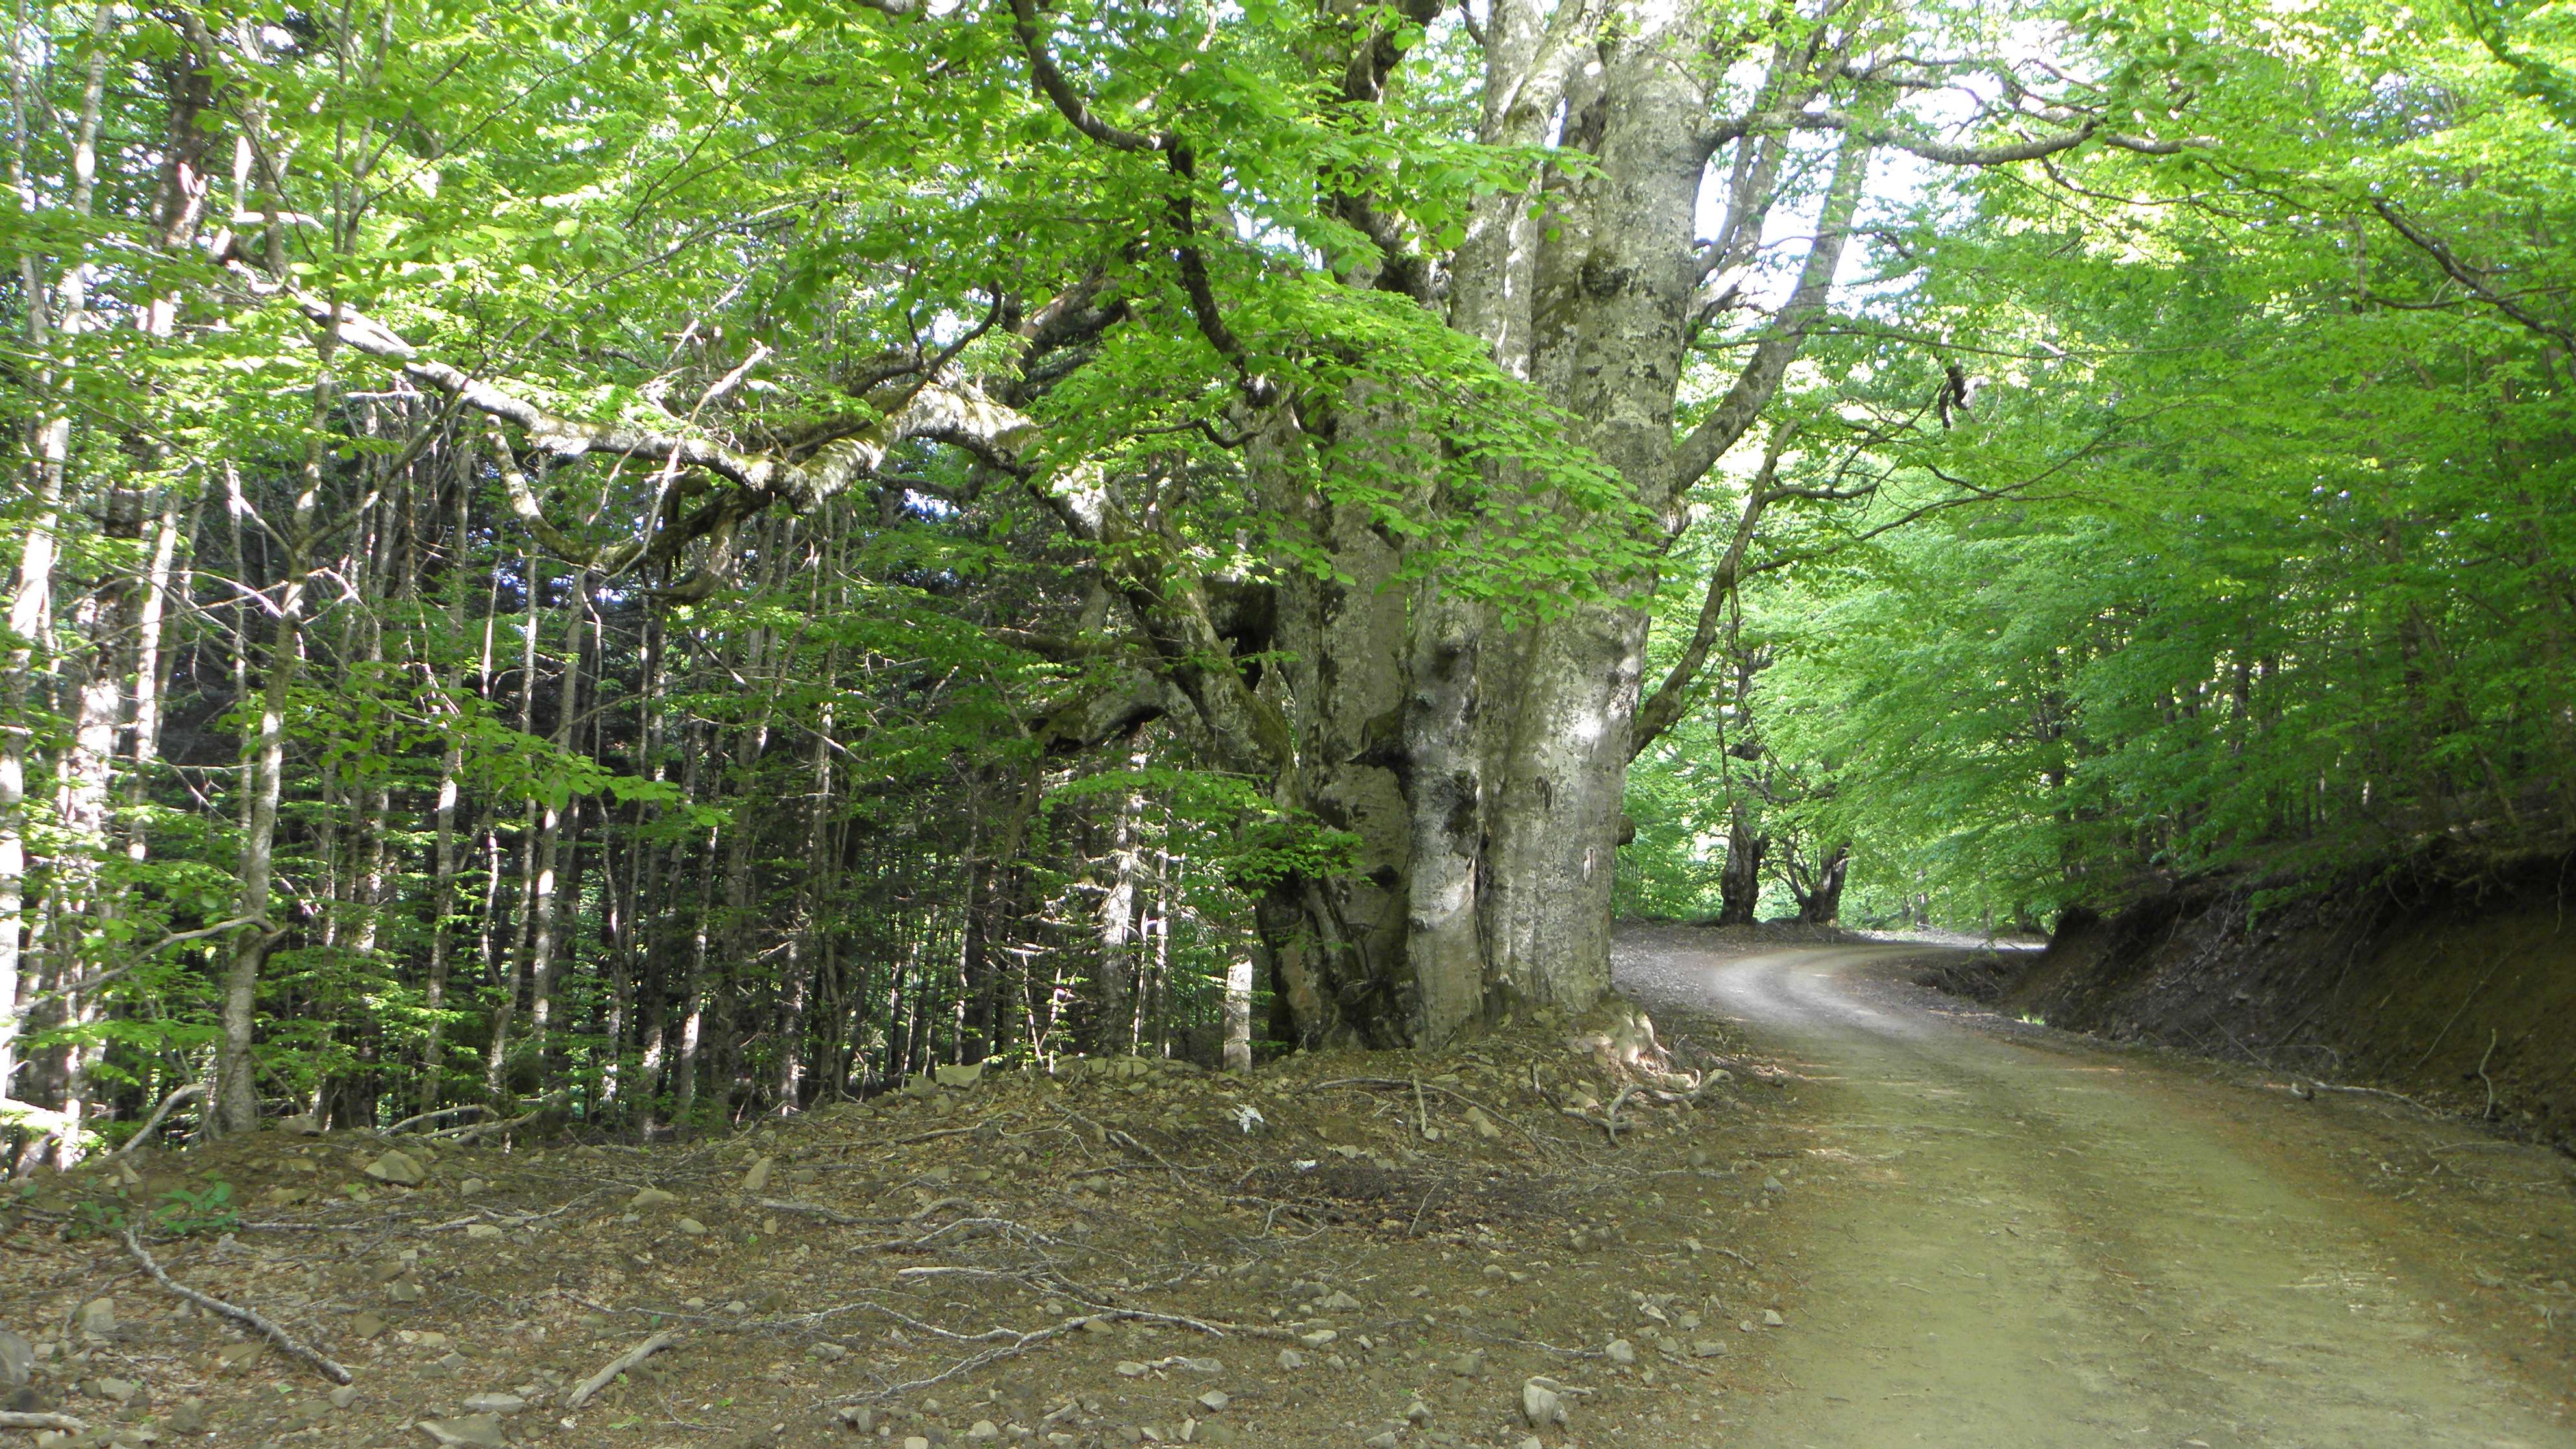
(566, 1329), (684, 1409)
(121, 1228), (352, 1385)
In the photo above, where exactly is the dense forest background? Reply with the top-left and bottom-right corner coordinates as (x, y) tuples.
(2, 0), (2570, 1166)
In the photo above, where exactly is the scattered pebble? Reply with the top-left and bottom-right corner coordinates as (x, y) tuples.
(416, 1413), (506, 1447)
(366, 1150), (427, 1187)
(1520, 1380), (1566, 1428)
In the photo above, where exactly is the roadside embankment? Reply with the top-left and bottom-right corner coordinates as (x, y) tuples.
(1929, 852), (2576, 1149)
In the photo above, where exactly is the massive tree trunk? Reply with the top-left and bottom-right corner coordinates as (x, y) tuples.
(1717, 808), (1767, 927)
(1236, 10), (1874, 1046)
(1791, 841), (1852, 925)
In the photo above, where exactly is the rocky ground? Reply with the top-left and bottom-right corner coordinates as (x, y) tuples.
(0, 956), (1831, 1449)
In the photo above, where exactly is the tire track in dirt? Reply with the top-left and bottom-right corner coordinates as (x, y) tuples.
(1634, 939), (2568, 1448)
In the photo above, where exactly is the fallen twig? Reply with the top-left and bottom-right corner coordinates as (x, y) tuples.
(387, 1104), (489, 1134)
(120, 1228), (351, 1385)
(565, 1328), (682, 1409)
(855, 1322), (1074, 1399)
(1050, 1103), (1193, 1182)
(829, 1298), (1297, 1402)
(2303, 1081), (2442, 1115)
(0, 1411), (92, 1431)
(416, 1195), (590, 1235)
(108, 1084), (204, 1159)
(756, 1197), (886, 1226)
(1459, 1324), (1607, 1359)
(2411, 961), (2501, 1074)
(816, 1120), (1009, 1154)
(2477, 1030), (2499, 1121)
(865, 1215), (1055, 1254)
(1313, 1078), (1553, 1149)
(426, 1089), (566, 1143)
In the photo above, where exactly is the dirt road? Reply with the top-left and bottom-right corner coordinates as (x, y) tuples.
(1627, 939), (2571, 1449)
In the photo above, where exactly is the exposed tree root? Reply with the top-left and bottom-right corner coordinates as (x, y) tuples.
(0, 1410), (92, 1431)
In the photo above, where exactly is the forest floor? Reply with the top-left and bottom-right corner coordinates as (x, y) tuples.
(5, 927), (2572, 1449)
(0, 932), (1830, 1449)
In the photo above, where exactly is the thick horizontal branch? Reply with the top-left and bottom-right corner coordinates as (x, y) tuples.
(1713, 105), (2210, 165)
(277, 284), (1033, 501)
(252, 279), (1038, 585)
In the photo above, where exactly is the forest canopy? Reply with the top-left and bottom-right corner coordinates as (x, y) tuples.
(2, 0), (2569, 1163)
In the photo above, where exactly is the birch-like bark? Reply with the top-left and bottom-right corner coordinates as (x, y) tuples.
(417, 445), (477, 1111)
(1222, 956), (1254, 1072)
(484, 550), (545, 1098)
(216, 313), (337, 1135)
(0, 0), (114, 1131)
(523, 571), (586, 1076)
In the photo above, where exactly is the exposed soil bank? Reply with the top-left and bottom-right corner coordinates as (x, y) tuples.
(1966, 853), (2576, 1148)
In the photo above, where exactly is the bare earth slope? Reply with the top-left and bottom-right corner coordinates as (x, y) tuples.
(1618, 932), (2575, 1449)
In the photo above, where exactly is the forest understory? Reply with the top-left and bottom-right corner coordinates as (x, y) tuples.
(0, 928), (1844, 1449)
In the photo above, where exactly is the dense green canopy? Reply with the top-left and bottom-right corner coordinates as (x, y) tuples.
(1622, 0), (2576, 924)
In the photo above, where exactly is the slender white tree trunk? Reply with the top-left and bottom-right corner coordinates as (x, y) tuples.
(1222, 956), (1254, 1072)
(1, 3), (114, 1132)
(216, 313), (338, 1135)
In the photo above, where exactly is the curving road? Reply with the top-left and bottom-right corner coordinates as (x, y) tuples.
(1637, 941), (2569, 1449)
